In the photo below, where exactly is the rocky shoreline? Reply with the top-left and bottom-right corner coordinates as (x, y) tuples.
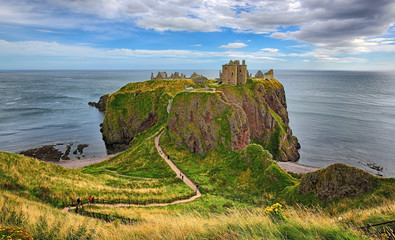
(19, 143), (90, 161)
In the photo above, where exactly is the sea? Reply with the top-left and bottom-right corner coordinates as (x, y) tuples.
(0, 70), (394, 177)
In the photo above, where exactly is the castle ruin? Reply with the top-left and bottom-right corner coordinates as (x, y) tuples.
(219, 60), (248, 85)
(255, 69), (273, 80)
(151, 72), (187, 80)
(150, 71), (208, 84)
(220, 60), (274, 85)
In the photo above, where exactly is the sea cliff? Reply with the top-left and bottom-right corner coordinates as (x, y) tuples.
(99, 78), (300, 161)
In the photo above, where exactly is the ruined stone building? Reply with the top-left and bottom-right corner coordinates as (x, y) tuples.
(255, 69), (274, 80)
(150, 71), (209, 84)
(151, 72), (168, 80)
(219, 60), (248, 85)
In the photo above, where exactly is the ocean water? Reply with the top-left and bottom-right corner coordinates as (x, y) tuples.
(0, 70), (394, 177)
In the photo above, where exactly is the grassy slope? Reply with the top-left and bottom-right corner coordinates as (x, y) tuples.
(160, 129), (297, 202)
(3, 188), (393, 240)
(0, 150), (193, 206)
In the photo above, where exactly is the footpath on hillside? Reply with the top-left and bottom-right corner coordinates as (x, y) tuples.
(62, 130), (201, 212)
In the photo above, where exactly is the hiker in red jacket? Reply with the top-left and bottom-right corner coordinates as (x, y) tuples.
(89, 196), (92, 203)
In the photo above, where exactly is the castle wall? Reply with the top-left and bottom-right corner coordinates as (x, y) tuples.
(222, 64), (237, 85)
(237, 65), (247, 85)
(263, 69), (274, 80)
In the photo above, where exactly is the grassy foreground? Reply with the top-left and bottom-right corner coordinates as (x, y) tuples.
(2, 188), (394, 239)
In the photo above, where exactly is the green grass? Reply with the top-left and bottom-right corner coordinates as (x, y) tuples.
(159, 129), (297, 203)
(0, 149), (193, 207)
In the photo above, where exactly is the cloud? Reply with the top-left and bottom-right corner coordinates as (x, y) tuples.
(219, 42), (247, 49)
(2, 0), (395, 44)
(136, 17), (218, 32)
(260, 48), (279, 53)
(1, 0), (394, 64)
(0, 39), (285, 63)
(35, 29), (65, 34)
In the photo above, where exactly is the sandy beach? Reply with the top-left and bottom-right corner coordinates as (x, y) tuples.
(53, 154), (116, 169)
(277, 161), (321, 174)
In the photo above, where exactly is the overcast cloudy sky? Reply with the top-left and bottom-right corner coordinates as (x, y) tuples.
(1, 0), (395, 70)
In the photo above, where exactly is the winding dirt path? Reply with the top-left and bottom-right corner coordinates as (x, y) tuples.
(155, 131), (201, 200)
(62, 131), (200, 212)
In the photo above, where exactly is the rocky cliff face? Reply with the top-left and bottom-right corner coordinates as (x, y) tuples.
(167, 91), (250, 154)
(166, 79), (299, 160)
(101, 78), (300, 161)
(101, 79), (197, 149)
(88, 94), (109, 112)
(216, 82), (300, 161)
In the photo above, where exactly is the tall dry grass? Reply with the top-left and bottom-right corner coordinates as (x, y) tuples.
(3, 188), (391, 239)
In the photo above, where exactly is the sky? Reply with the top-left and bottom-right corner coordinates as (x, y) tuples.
(0, 0), (395, 70)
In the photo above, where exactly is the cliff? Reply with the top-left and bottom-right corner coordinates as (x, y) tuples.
(216, 79), (300, 161)
(167, 91), (249, 154)
(101, 79), (198, 149)
(101, 78), (300, 161)
(88, 94), (109, 112)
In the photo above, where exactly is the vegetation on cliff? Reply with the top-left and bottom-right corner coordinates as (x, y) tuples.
(168, 91), (249, 155)
(102, 78), (299, 161)
(101, 79), (199, 147)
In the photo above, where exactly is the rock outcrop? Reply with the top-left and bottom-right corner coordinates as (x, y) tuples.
(217, 81), (299, 161)
(298, 163), (378, 200)
(101, 78), (299, 161)
(88, 94), (109, 112)
(20, 145), (63, 161)
(101, 79), (197, 149)
(168, 91), (250, 154)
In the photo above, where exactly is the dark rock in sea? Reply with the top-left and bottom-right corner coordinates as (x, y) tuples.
(61, 143), (73, 160)
(19, 145), (63, 161)
(367, 163), (383, 172)
(73, 144), (89, 154)
(298, 163), (378, 200)
(88, 94), (109, 112)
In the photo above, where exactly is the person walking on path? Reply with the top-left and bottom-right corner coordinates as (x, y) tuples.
(92, 197), (95, 204)
(182, 175), (184, 180)
(89, 196), (92, 203)
(77, 197), (81, 206)
(195, 184), (199, 192)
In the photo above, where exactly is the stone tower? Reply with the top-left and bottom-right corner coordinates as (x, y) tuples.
(220, 60), (247, 85)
